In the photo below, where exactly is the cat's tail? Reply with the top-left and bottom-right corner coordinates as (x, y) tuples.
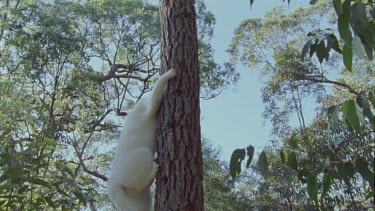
(108, 181), (152, 211)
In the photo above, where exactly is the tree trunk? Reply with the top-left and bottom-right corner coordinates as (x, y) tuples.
(155, 0), (204, 210)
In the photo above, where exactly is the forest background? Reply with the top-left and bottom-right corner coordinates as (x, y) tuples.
(0, 0), (374, 210)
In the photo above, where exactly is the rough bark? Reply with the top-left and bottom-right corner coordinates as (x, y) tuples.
(155, 0), (204, 210)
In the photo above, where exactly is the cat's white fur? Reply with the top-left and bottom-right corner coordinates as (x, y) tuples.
(108, 68), (177, 211)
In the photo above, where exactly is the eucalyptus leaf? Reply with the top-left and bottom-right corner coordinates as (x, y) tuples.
(288, 152), (298, 171)
(328, 105), (339, 132)
(307, 173), (318, 204)
(356, 94), (375, 127)
(229, 148), (246, 180)
(343, 42), (353, 71)
(322, 172), (332, 197)
(332, 0), (342, 16)
(280, 149), (286, 164)
(316, 40), (326, 63)
(246, 145), (255, 168)
(301, 40), (312, 61)
(342, 100), (362, 134)
(257, 150), (269, 178)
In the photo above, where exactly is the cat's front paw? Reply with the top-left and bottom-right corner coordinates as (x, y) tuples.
(165, 68), (177, 79)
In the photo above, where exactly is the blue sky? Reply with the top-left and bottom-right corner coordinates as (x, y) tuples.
(201, 0), (311, 161)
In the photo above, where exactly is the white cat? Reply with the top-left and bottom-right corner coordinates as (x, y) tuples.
(108, 68), (177, 211)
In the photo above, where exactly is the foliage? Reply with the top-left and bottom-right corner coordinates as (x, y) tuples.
(230, 1), (374, 209)
(229, 145), (254, 180)
(0, 0), (234, 209)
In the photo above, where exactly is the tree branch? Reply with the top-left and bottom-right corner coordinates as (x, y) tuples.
(304, 76), (360, 96)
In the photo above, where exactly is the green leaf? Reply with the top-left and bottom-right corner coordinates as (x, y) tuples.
(356, 94), (375, 127)
(298, 169), (308, 183)
(257, 150), (269, 178)
(246, 145), (255, 168)
(322, 172), (332, 197)
(280, 149), (286, 164)
(332, 0), (342, 16)
(63, 166), (75, 178)
(369, 91), (375, 107)
(309, 40), (318, 57)
(337, 0), (351, 42)
(307, 173), (318, 204)
(353, 36), (368, 60)
(329, 33), (342, 54)
(45, 194), (55, 208)
(343, 42), (353, 71)
(288, 152), (298, 171)
(342, 100), (362, 134)
(351, 2), (372, 34)
(336, 162), (355, 179)
(368, 91), (375, 107)
(29, 178), (51, 188)
(328, 105), (339, 132)
(356, 159), (374, 192)
(73, 190), (87, 205)
(289, 134), (298, 149)
(316, 40), (326, 63)
(229, 148), (246, 180)
(301, 40), (312, 61)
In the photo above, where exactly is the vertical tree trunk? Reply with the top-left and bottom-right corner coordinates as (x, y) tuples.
(156, 0), (204, 210)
